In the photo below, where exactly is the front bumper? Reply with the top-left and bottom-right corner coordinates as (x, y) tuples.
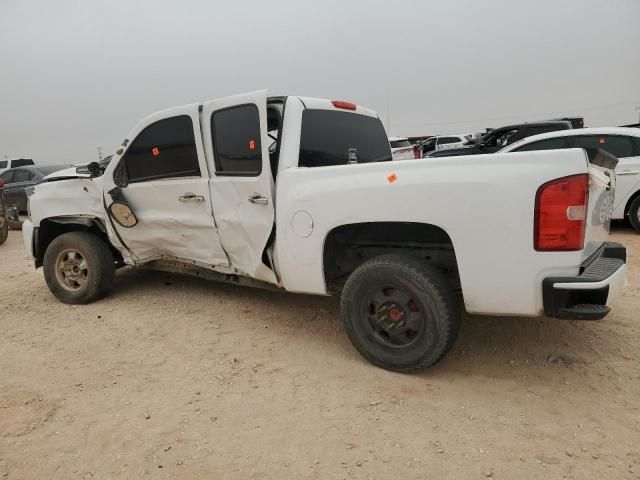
(543, 242), (627, 320)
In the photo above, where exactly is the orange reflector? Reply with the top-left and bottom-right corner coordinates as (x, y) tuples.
(387, 173), (397, 184)
(249, 140), (255, 150)
(152, 147), (159, 156)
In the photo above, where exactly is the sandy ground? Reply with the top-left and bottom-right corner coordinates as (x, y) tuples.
(1, 224), (639, 480)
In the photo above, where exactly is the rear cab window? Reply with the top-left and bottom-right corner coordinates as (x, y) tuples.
(299, 110), (392, 167)
(0, 161), (7, 169)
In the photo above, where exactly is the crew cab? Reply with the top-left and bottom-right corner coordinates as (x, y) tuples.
(22, 91), (627, 371)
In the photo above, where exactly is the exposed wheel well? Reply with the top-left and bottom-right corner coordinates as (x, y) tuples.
(323, 222), (460, 294)
(35, 217), (123, 268)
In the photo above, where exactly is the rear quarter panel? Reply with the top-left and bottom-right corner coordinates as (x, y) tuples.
(275, 150), (591, 316)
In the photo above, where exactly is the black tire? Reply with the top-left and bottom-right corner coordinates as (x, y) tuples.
(0, 216), (8, 245)
(43, 231), (115, 304)
(628, 196), (640, 232)
(340, 254), (460, 372)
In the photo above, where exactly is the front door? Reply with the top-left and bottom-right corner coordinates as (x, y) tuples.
(201, 90), (277, 284)
(103, 105), (228, 267)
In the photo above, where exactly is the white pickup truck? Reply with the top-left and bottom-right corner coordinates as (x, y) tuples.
(23, 91), (627, 371)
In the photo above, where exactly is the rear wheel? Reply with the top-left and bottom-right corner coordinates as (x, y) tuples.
(43, 232), (115, 304)
(628, 196), (640, 232)
(0, 216), (8, 244)
(340, 254), (460, 372)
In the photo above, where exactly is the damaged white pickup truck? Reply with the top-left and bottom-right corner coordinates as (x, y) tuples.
(23, 91), (627, 371)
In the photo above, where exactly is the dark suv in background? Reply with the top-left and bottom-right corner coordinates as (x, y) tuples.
(426, 120), (573, 157)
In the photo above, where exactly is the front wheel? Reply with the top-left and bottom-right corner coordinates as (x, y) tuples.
(0, 216), (8, 245)
(340, 254), (461, 372)
(43, 231), (115, 304)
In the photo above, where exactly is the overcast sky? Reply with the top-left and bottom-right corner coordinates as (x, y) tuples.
(1, 0), (639, 165)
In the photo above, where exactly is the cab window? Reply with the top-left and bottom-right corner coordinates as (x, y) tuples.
(211, 104), (262, 176)
(299, 110), (392, 167)
(120, 115), (200, 183)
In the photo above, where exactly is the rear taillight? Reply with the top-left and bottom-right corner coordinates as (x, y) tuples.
(331, 100), (357, 111)
(534, 174), (588, 251)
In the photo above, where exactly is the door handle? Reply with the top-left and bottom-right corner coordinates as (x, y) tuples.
(179, 192), (205, 202)
(248, 193), (268, 205)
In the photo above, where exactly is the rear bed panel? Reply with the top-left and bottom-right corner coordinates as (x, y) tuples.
(276, 149), (595, 316)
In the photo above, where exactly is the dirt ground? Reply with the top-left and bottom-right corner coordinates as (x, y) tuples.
(1, 225), (639, 480)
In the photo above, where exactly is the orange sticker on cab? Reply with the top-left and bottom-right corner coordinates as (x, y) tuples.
(387, 173), (398, 184)
(152, 147), (160, 156)
(249, 140), (256, 150)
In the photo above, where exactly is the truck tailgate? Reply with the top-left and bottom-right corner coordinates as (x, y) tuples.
(583, 148), (618, 261)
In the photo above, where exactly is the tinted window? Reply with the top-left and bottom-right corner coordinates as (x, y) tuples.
(12, 159), (35, 167)
(300, 110), (392, 167)
(0, 171), (12, 183)
(121, 115), (199, 183)
(571, 135), (634, 158)
(0, 161), (7, 169)
(514, 137), (568, 152)
(212, 105), (262, 175)
(12, 169), (35, 183)
(524, 125), (565, 138)
(439, 137), (460, 144)
(390, 139), (412, 148)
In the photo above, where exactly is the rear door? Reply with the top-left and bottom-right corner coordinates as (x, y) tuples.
(201, 90), (277, 284)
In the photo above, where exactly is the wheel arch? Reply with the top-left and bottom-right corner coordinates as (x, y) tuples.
(322, 221), (460, 294)
(35, 216), (122, 268)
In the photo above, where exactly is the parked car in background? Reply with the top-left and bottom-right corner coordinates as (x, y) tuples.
(420, 134), (470, 156)
(426, 121), (573, 158)
(0, 158), (35, 175)
(389, 137), (416, 160)
(0, 178), (8, 244)
(0, 165), (70, 212)
(499, 127), (640, 231)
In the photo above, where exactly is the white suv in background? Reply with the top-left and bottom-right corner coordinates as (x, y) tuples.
(0, 158), (35, 175)
(389, 137), (416, 160)
(420, 135), (469, 156)
(500, 127), (640, 231)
